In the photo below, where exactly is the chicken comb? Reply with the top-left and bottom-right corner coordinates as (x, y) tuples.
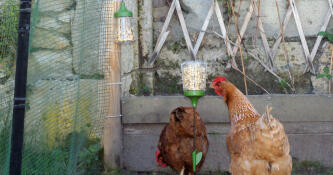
(212, 76), (227, 85)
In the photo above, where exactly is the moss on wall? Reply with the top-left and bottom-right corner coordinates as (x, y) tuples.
(154, 72), (182, 95)
(42, 96), (92, 148)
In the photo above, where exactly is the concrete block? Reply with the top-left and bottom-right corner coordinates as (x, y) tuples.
(123, 122), (333, 171)
(122, 96), (333, 123)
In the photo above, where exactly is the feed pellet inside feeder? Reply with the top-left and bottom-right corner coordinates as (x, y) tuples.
(182, 63), (207, 91)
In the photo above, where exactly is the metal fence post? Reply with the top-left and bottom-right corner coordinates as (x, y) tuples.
(9, 0), (32, 174)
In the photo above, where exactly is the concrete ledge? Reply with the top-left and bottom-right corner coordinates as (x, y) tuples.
(122, 95), (333, 123)
(123, 129), (333, 171)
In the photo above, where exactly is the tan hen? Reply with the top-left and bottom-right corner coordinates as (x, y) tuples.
(211, 76), (292, 175)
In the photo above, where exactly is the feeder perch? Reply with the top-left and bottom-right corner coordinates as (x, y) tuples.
(181, 61), (207, 107)
(114, 1), (134, 43)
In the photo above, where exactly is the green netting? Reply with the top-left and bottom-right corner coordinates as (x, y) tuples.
(0, 0), (123, 174)
(0, 0), (18, 174)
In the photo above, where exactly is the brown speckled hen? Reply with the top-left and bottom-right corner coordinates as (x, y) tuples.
(211, 76), (292, 175)
(156, 107), (209, 175)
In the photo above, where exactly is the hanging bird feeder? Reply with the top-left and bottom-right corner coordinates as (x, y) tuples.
(114, 1), (134, 43)
(181, 61), (207, 107)
(181, 61), (207, 173)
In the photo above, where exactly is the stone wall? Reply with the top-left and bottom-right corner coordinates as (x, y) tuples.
(0, 0), (138, 144)
(25, 0), (105, 139)
(28, 0), (74, 83)
(18, 0), (333, 113)
(126, 0), (333, 96)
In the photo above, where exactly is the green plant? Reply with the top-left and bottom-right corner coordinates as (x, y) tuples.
(0, 0), (19, 78)
(63, 131), (104, 175)
(317, 67), (332, 80)
(318, 30), (333, 43)
(318, 30), (333, 94)
(277, 78), (291, 94)
(279, 78), (287, 89)
(77, 142), (103, 174)
(107, 168), (124, 175)
(20, 131), (103, 175)
(154, 72), (182, 95)
(292, 159), (333, 175)
(0, 105), (12, 174)
(317, 66), (333, 93)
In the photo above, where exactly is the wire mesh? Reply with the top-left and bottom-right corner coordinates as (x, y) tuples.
(0, 0), (18, 174)
(0, 0), (124, 174)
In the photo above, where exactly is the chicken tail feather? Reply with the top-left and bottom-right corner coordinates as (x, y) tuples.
(259, 105), (273, 129)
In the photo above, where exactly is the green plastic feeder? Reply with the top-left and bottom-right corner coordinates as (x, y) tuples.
(181, 61), (207, 173)
(114, 2), (133, 18)
(184, 90), (205, 108)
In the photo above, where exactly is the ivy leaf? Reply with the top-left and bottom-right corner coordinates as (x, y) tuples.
(196, 152), (203, 166)
(327, 74), (332, 80)
(323, 67), (330, 74)
(328, 34), (333, 43)
(280, 79), (287, 88)
(317, 74), (326, 79)
(318, 31), (327, 37)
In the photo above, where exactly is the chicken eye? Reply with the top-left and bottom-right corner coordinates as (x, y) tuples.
(171, 107), (186, 122)
(174, 113), (184, 122)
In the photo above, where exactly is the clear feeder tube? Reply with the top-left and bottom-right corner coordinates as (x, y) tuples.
(181, 61), (207, 107)
(181, 61), (207, 91)
(116, 17), (134, 43)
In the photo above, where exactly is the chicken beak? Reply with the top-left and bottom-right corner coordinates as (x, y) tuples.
(209, 84), (214, 89)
